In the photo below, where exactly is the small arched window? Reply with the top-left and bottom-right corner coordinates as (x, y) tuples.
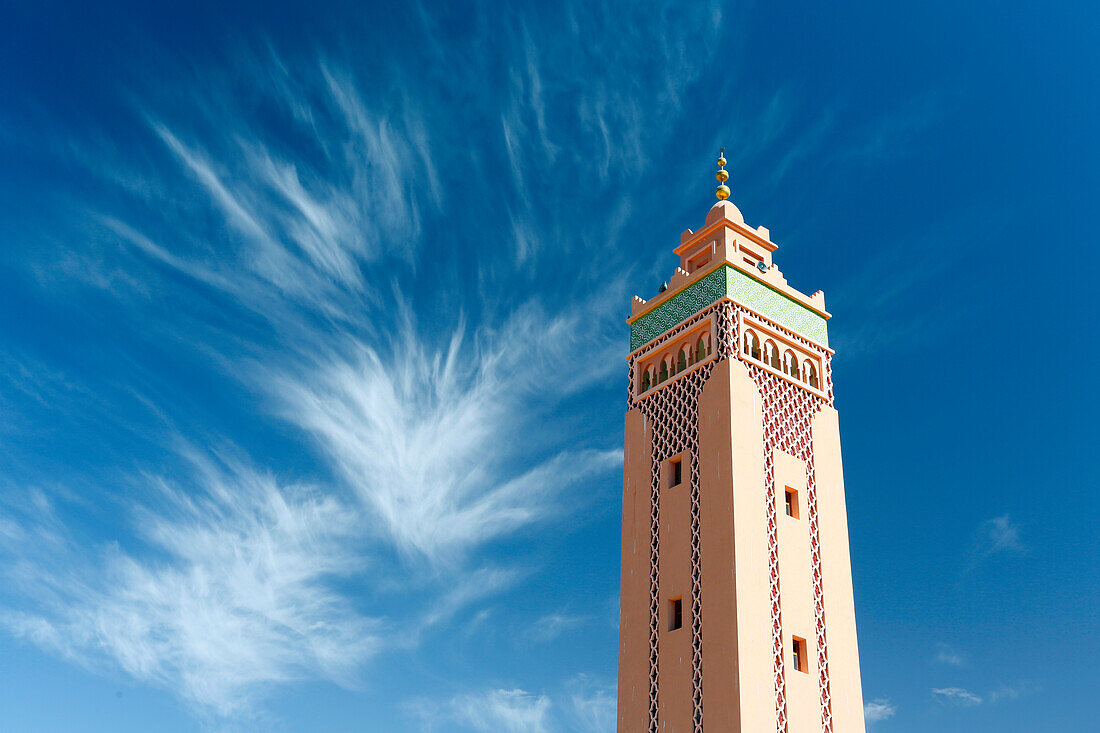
(806, 362), (819, 389)
(640, 369), (651, 393)
(744, 331), (760, 360)
(677, 349), (688, 373)
(766, 341), (781, 369)
(696, 337), (707, 362)
(659, 360), (669, 383)
(785, 350), (799, 378)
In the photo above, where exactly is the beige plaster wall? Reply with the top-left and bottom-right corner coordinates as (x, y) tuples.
(620, 361), (865, 733)
(775, 449), (822, 732)
(727, 359), (776, 731)
(811, 407), (866, 733)
(697, 358), (739, 731)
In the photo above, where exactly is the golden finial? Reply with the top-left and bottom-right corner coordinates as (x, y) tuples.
(715, 146), (730, 200)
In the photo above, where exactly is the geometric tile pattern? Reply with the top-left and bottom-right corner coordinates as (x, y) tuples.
(627, 294), (833, 733)
(630, 268), (727, 351)
(630, 265), (829, 351)
(726, 267), (829, 348)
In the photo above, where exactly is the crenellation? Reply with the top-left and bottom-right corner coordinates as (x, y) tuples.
(670, 266), (691, 289)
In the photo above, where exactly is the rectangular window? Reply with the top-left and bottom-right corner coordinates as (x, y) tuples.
(792, 636), (808, 673)
(667, 457), (683, 488)
(784, 487), (799, 518)
(690, 254), (710, 271)
(669, 598), (683, 631)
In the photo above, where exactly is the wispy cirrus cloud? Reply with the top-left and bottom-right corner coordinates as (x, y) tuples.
(1, 2), (746, 721)
(931, 686), (983, 705)
(270, 301), (622, 562)
(453, 688), (552, 733)
(563, 675), (616, 733)
(2, 38), (629, 717)
(976, 514), (1025, 555)
(934, 642), (966, 667)
(416, 675), (614, 733)
(863, 697), (897, 723)
(965, 514), (1025, 573)
(0, 448), (380, 715)
(40, 54), (429, 329)
(931, 683), (1026, 707)
(525, 612), (589, 644)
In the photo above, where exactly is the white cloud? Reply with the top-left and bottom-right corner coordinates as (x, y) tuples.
(932, 687), (983, 705)
(526, 612), (587, 644)
(1, 9), (752, 720)
(934, 643), (965, 667)
(981, 515), (1025, 554)
(863, 698), (897, 722)
(987, 684), (1023, 703)
(453, 688), (552, 733)
(564, 675), (616, 733)
(0, 449), (381, 715)
(415, 565), (521, 638)
(54, 53), (431, 331)
(931, 683), (1028, 708)
(271, 302), (622, 563)
(417, 676), (614, 733)
(966, 514), (1025, 572)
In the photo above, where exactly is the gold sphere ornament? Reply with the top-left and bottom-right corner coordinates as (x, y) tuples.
(716, 184), (731, 200)
(717, 156), (727, 167)
(716, 169), (729, 183)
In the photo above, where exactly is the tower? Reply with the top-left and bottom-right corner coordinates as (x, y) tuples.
(618, 153), (866, 732)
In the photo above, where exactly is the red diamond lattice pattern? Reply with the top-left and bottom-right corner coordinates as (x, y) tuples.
(628, 300), (833, 733)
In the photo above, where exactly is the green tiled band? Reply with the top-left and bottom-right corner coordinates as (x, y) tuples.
(630, 265), (828, 351)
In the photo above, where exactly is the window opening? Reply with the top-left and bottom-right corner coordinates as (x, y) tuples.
(669, 598), (683, 631)
(792, 637), (808, 673)
(784, 487), (799, 519)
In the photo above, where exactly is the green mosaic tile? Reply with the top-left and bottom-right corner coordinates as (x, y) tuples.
(630, 265), (828, 350)
(630, 268), (726, 350)
(725, 267), (829, 347)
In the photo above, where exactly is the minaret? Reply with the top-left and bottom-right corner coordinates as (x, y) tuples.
(618, 152), (866, 732)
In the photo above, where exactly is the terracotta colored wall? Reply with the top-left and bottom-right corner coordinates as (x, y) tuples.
(619, 408), (653, 733)
(657, 445), (693, 731)
(812, 407), (866, 733)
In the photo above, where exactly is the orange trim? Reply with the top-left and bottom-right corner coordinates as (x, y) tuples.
(631, 351), (718, 403)
(739, 313), (828, 397)
(672, 217), (777, 257)
(627, 258), (831, 327)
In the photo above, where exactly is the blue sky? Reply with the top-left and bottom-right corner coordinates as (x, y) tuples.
(0, 1), (1097, 731)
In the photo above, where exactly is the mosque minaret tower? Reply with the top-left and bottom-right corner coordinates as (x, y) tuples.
(618, 151), (866, 732)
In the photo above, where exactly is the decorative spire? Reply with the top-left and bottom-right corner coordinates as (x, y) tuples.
(715, 147), (730, 200)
